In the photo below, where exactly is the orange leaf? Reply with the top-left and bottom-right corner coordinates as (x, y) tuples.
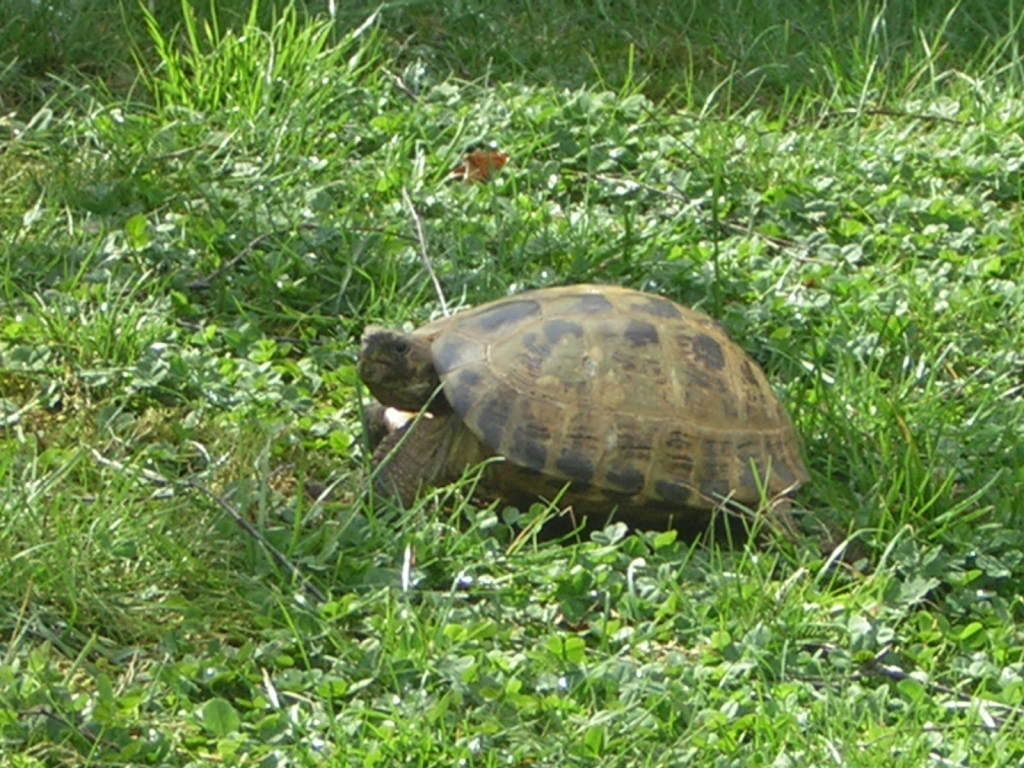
(448, 149), (509, 183)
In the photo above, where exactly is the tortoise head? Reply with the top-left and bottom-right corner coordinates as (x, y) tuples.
(358, 326), (442, 411)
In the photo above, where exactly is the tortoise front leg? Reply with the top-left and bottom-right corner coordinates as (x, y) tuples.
(372, 414), (460, 506)
(362, 399), (415, 451)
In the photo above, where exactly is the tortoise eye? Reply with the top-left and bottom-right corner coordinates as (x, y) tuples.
(393, 340), (409, 354)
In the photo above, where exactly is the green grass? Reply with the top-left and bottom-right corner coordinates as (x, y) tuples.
(2, 0), (1024, 764)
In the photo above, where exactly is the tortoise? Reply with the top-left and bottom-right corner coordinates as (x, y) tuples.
(358, 284), (808, 534)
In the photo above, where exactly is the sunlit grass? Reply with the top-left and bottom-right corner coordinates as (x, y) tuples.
(1, 0), (1023, 765)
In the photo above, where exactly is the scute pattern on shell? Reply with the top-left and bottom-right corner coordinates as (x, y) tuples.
(422, 284), (807, 510)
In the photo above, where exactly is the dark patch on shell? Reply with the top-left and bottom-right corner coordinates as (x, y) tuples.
(614, 421), (652, 455)
(605, 466), (645, 494)
(446, 368), (485, 417)
(565, 426), (601, 455)
(656, 480), (692, 505)
(761, 438), (799, 487)
(699, 477), (731, 500)
(446, 381), (476, 416)
(771, 460), (797, 486)
(738, 460), (758, 492)
(475, 396), (513, 449)
(515, 420), (551, 442)
(623, 319), (659, 347)
(635, 296), (682, 319)
(434, 337), (474, 374)
(471, 299), (540, 332)
(513, 435), (549, 471)
(734, 441), (761, 492)
(609, 348), (638, 372)
(692, 333), (726, 371)
(665, 430), (692, 450)
(543, 319), (584, 344)
(555, 452), (595, 484)
(719, 393), (740, 420)
(687, 368), (714, 390)
(664, 430), (696, 475)
(571, 293), (614, 315)
(521, 331), (552, 373)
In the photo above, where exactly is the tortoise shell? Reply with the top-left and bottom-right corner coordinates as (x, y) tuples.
(415, 284), (807, 511)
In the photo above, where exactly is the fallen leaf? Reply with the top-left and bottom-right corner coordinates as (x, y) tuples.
(448, 148), (509, 183)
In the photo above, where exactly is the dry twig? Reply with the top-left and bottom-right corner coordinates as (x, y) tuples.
(402, 187), (449, 316)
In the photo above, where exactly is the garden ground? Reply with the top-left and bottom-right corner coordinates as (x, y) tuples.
(2, 1), (1024, 764)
